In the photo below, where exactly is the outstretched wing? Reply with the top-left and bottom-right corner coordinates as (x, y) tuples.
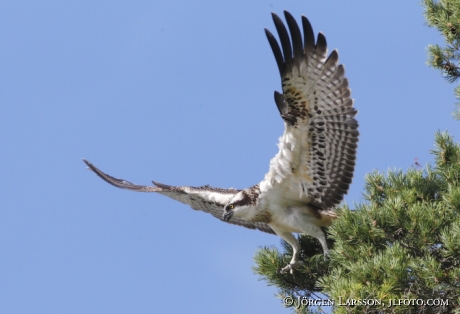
(83, 159), (275, 235)
(261, 12), (358, 209)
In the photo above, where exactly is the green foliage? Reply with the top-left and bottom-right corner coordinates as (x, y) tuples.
(253, 132), (460, 313)
(423, 0), (460, 119)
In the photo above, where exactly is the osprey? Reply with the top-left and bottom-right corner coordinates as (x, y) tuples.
(83, 11), (358, 274)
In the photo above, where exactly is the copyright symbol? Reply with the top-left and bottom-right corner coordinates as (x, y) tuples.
(283, 296), (294, 307)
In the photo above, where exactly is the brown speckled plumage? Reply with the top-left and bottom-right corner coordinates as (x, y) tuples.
(83, 12), (359, 272)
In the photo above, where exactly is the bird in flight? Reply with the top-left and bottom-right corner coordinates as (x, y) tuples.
(83, 11), (358, 274)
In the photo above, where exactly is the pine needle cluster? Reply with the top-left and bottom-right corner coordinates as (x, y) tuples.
(423, 0), (460, 119)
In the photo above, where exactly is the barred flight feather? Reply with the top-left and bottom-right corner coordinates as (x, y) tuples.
(261, 11), (358, 208)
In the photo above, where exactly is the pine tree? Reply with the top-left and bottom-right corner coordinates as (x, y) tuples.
(423, 0), (460, 119)
(254, 133), (460, 313)
(253, 2), (460, 313)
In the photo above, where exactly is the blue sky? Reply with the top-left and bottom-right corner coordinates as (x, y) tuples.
(1, 1), (459, 313)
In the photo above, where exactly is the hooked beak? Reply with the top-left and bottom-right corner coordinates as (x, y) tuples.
(223, 209), (234, 222)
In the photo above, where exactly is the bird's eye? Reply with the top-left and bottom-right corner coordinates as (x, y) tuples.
(228, 204), (234, 209)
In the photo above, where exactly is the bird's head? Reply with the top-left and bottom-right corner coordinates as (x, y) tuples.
(222, 202), (236, 222)
(222, 186), (259, 222)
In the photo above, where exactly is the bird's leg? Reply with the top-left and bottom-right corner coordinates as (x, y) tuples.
(273, 230), (304, 274)
(297, 222), (330, 260)
(317, 230), (330, 261)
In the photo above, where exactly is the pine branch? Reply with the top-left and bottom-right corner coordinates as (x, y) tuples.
(423, 0), (460, 120)
(254, 132), (460, 312)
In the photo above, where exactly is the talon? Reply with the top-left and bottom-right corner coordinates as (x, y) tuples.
(280, 261), (304, 274)
(280, 264), (292, 274)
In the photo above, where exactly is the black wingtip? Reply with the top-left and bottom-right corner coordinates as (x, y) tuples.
(301, 15), (315, 54)
(316, 32), (327, 55)
(264, 27), (273, 38)
(152, 181), (173, 190)
(274, 91), (287, 116)
(271, 12), (293, 64)
(265, 28), (284, 75)
(271, 11), (280, 19)
(82, 159), (156, 192)
(82, 158), (96, 171)
(283, 11), (302, 59)
(324, 49), (339, 67)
